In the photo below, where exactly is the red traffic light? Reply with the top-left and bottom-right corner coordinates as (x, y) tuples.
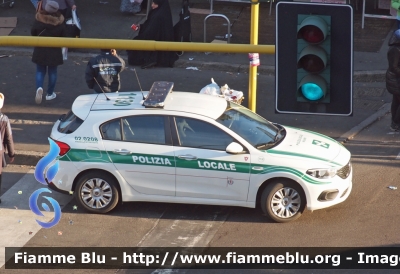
(298, 16), (328, 44)
(298, 45), (327, 73)
(299, 25), (324, 43)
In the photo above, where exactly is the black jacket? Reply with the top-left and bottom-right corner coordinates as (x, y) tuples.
(85, 52), (125, 93)
(127, 0), (178, 67)
(386, 31), (400, 96)
(31, 10), (66, 67)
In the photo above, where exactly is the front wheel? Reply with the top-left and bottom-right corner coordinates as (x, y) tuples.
(75, 171), (119, 213)
(261, 180), (306, 223)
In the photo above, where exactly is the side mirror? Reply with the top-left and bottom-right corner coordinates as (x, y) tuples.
(226, 142), (244, 154)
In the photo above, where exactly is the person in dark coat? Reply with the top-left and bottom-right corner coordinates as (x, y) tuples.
(0, 93), (15, 203)
(127, 0), (178, 69)
(386, 29), (400, 131)
(31, 1), (66, 104)
(85, 49), (126, 93)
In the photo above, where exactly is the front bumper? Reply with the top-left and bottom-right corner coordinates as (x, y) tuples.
(306, 168), (353, 211)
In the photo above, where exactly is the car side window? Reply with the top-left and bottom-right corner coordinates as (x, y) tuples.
(122, 115), (166, 145)
(101, 119), (122, 141)
(175, 117), (234, 151)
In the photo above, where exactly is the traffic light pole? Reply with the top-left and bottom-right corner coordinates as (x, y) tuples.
(248, 0), (259, 112)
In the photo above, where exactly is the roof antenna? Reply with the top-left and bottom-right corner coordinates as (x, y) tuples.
(133, 68), (145, 100)
(93, 77), (111, 101)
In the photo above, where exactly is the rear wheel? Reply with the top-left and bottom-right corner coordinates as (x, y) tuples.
(75, 171), (119, 213)
(261, 180), (306, 223)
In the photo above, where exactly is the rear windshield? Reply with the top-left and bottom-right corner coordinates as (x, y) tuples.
(57, 110), (83, 134)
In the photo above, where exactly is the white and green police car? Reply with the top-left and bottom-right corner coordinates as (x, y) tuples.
(49, 82), (352, 223)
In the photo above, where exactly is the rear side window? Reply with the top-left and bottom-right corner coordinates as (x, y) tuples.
(101, 119), (122, 141)
(122, 115), (166, 145)
(58, 111), (83, 134)
(100, 115), (166, 144)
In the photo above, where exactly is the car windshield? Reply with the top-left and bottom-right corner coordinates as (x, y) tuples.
(216, 102), (284, 150)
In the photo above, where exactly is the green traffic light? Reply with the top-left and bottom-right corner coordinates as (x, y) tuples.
(298, 74), (327, 101)
(301, 83), (324, 101)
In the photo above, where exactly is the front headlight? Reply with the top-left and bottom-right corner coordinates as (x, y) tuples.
(306, 168), (337, 179)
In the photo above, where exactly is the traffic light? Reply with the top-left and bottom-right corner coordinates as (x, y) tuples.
(275, 2), (353, 116)
(297, 15), (330, 104)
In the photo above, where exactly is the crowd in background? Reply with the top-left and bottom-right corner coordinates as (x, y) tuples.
(29, 0), (179, 104)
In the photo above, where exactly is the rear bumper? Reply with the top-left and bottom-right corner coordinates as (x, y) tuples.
(47, 181), (71, 195)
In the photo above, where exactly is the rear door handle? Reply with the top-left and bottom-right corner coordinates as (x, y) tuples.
(252, 166), (264, 171)
(178, 154), (198, 160)
(114, 149), (132, 155)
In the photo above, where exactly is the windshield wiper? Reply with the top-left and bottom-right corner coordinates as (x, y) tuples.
(255, 142), (275, 149)
(256, 128), (285, 149)
(274, 128), (284, 142)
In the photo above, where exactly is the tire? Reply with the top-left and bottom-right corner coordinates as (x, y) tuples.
(261, 180), (306, 223)
(75, 171), (119, 213)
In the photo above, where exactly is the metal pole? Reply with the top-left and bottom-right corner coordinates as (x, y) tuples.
(204, 14), (231, 43)
(248, 1), (259, 112)
(0, 36), (275, 53)
(362, 0), (365, 29)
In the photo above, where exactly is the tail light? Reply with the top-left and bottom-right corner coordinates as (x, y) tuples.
(55, 140), (70, 156)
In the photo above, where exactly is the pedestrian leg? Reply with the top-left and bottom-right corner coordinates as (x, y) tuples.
(390, 95), (400, 131)
(36, 64), (46, 90)
(393, 95), (400, 124)
(35, 64), (46, 104)
(47, 66), (58, 96)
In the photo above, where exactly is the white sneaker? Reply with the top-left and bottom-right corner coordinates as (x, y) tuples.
(46, 93), (57, 101)
(35, 87), (43, 104)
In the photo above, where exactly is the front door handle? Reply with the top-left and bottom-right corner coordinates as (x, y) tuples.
(114, 149), (132, 155)
(252, 166), (264, 171)
(178, 154), (198, 160)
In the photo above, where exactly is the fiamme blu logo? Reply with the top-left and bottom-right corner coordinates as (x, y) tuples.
(29, 138), (62, 229)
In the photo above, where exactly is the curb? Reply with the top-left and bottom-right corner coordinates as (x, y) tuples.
(12, 150), (45, 167)
(175, 59), (276, 75)
(353, 70), (386, 82)
(336, 103), (391, 144)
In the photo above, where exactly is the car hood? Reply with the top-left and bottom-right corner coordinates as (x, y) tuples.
(265, 126), (349, 167)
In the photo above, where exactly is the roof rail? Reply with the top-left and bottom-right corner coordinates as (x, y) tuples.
(143, 81), (174, 108)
